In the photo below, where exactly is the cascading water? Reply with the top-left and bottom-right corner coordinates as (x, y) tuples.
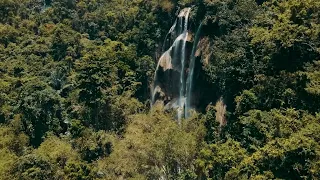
(162, 19), (177, 51)
(151, 8), (190, 107)
(152, 7), (202, 121)
(151, 8), (203, 178)
(177, 8), (190, 121)
(151, 34), (185, 105)
(185, 23), (203, 118)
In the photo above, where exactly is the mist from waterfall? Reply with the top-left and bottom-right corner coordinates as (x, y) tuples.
(152, 7), (202, 120)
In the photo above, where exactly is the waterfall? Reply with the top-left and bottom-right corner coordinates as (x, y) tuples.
(162, 19), (177, 51)
(150, 8), (203, 178)
(151, 33), (186, 105)
(185, 23), (202, 118)
(152, 7), (201, 121)
(177, 8), (191, 121)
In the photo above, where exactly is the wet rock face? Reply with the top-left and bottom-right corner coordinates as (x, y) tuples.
(215, 98), (227, 126)
(197, 37), (212, 66)
(178, 8), (191, 18)
(186, 54), (216, 112)
(153, 68), (181, 103)
(153, 42), (194, 103)
(159, 52), (172, 71)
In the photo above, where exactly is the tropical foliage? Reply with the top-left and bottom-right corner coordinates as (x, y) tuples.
(0, 0), (319, 179)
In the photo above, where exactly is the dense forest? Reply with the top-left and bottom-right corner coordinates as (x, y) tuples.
(0, 0), (320, 179)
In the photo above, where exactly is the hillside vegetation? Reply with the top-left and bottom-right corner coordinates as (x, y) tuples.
(0, 0), (320, 179)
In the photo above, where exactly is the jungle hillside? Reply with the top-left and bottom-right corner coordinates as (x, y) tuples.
(0, 0), (320, 179)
